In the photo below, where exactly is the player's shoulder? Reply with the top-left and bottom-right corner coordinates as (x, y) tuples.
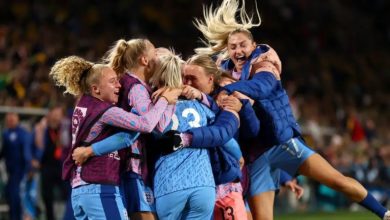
(176, 99), (202, 109)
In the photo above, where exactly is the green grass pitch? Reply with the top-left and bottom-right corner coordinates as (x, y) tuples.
(277, 210), (377, 220)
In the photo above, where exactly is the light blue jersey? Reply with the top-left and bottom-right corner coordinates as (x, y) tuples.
(154, 100), (216, 198)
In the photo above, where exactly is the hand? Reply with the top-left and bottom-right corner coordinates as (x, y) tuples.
(181, 85), (202, 100)
(161, 87), (182, 104)
(72, 146), (94, 165)
(251, 60), (281, 80)
(284, 179), (304, 199)
(215, 90), (229, 107)
(151, 87), (167, 103)
(221, 95), (242, 112)
(232, 91), (255, 106)
(223, 107), (240, 121)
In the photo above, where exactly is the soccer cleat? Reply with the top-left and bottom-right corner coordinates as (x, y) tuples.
(384, 210), (390, 220)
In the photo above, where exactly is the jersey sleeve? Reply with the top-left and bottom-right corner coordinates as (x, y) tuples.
(128, 84), (174, 132)
(238, 99), (260, 138)
(91, 131), (140, 156)
(100, 98), (168, 133)
(223, 72), (278, 100)
(221, 138), (242, 160)
(187, 110), (239, 148)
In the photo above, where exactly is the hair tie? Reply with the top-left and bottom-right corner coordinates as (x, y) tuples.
(123, 40), (129, 49)
(79, 65), (93, 83)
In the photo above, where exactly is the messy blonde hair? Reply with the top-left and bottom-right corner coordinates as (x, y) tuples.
(50, 56), (107, 96)
(186, 54), (223, 86)
(194, 0), (261, 56)
(150, 50), (183, 89)
(104, 38), (148, 76)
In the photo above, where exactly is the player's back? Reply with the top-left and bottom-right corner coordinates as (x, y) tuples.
(153, 99), (216, 198)
(171, 99), (215, 132)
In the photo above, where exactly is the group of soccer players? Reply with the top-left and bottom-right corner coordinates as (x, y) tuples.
(49, 0), (390, 219)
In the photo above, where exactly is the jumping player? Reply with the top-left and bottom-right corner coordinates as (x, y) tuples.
(192, 0), (390, 219)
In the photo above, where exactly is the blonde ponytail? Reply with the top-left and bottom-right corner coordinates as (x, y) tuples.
(104, 38), (148, 75)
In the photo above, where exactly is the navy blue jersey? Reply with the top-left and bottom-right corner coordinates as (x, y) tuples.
(1, 126), (32, 174)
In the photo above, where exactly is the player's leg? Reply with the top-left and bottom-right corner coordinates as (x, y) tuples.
(248, 191), (275, 220)
(246, 153), (280, 220)
(299, 153), (367, 201)
(297, 141), (388, 219)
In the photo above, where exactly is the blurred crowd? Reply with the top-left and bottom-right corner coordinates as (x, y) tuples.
(1, 108), (74, 220)
(0, 0), (389, 218)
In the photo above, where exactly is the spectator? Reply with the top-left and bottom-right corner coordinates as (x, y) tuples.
(0, 113), (33, 220)
(38, 106), (71, 220)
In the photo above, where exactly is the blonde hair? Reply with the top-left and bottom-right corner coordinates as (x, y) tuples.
(186, 54), (223, 86)
(194, 0), (261, 56)
(104, 38), (148, 76)
(150, 50), (183, 89)
(50, 56), (107, 96)
(156, 47), (173, 57)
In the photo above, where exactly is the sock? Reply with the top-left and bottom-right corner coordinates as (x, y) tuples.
(359, 193), (387, 218)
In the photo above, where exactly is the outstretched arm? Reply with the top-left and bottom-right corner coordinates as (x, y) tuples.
(223, 72), (278, 100)
(280, 170), (304, 199)
(101, 98), (169, 133)
(187, 110), (239, 148)
(91, 132), (139, 156)
(72, 131), (139, 165)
